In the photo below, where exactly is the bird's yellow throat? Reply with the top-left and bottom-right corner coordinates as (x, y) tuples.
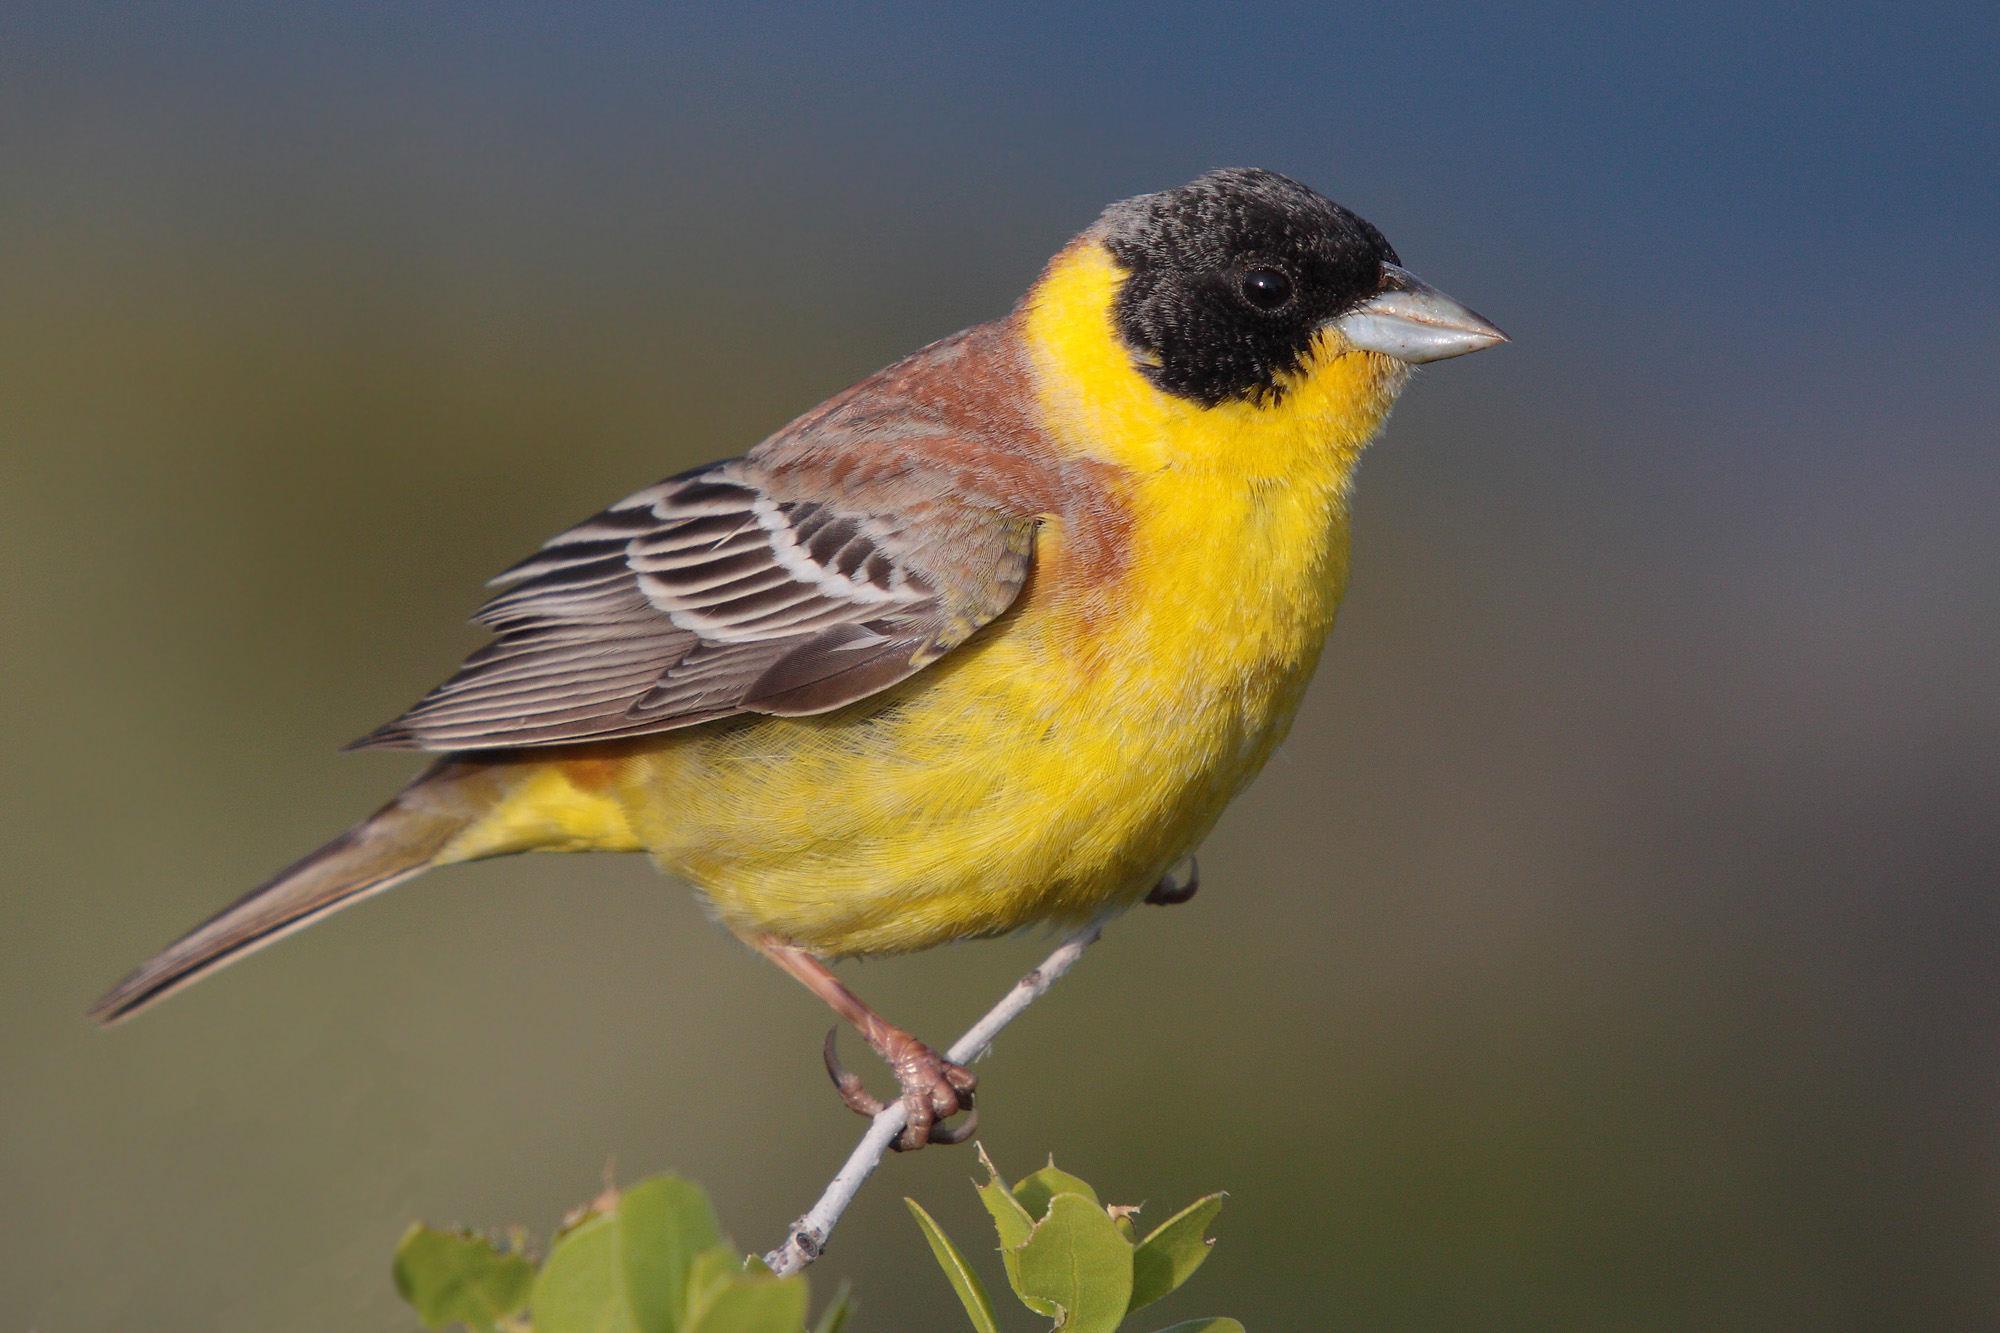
(1020, 240), (1410, 483)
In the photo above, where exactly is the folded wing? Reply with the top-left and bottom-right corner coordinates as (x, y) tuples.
(352, 457), (1038, 751)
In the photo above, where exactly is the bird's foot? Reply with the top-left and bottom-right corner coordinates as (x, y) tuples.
(824, 1027), (977, 1151)
(1144, 857), (1199, 906)
(755, 936), (978, 1149)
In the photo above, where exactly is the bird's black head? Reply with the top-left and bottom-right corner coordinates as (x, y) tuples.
(1096, 168), (1401, 408)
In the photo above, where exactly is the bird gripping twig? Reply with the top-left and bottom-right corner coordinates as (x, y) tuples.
(762, 915), (1110, 1276)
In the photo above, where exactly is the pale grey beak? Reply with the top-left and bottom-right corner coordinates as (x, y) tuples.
(1329, 263), (1508, 363)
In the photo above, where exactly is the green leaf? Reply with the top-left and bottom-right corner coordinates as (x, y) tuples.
(1012, 1161), (1102, 1221)
(534, 1213), (640, 1333)
(810, 1280), (855, 1333)
(1127, 1193), (1226, 1313)
(619, 1178), (725, 1333)
(975, 1146), (1048, 1313)
(393, 1223), (535, 1333)
(906, 1199), (1001, 1333)
(975, 1147), (1036, 1250)
(680, 1246), (745, 1330)
(1009, 1193), (1134, 1333)
(1147, 1321), (1244, 1333)
(685, 1271), (809, 1333)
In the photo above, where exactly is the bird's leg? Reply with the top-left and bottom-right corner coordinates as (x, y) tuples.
(1144, 856), (1199, 906)
(755, 937), (977, 1151)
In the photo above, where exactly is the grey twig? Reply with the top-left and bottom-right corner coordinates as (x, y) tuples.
(762, 915), (1111, 1276)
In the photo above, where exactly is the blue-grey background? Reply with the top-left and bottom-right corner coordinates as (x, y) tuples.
(3, 5), (1996, 1329)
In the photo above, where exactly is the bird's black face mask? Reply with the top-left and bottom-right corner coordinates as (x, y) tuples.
(1098, 167), (1402, 408)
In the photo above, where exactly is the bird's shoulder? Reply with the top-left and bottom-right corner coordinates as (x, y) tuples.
(747, 316), (1134, 593)
(352, 317), (1126, 752)
(749, 317), (1094, 509)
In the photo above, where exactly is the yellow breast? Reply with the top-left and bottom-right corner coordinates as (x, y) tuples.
(472, 242), (1408, 956)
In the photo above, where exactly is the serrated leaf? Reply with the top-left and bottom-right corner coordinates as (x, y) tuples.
(1128, 1193), (1226, 1313)
(975, 1147), (1045, 1311)
(810, 1280), (855, 1333)
(685, 1271), (809, 1333)
(1012, 1162), (1102, 1221)
(1010, 1193), (1133, 1333)
(394, 1223), (535, 1333)
(534, 1213), (640, 1333)
(1147, 1320), (1244, 1333)
(620, 1177), (725, 1333)
(906, 1199), (1001, 1333)
(976, 1148), (1036, 1250)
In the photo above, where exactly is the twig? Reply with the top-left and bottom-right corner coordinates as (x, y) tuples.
(762, 914), (1111, 1276)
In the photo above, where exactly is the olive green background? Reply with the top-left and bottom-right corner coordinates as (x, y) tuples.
(3, 6), (1997, 1330)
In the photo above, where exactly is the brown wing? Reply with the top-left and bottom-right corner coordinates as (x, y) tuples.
(351, 330), (1044, 752)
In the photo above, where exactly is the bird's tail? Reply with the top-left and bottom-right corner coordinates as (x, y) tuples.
(90, 755), (635, 1024)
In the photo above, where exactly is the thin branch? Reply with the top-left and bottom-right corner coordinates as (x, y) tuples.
(762, 914), (1111, 1276)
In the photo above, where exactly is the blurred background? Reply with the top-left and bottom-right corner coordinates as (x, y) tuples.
(3, 4), (1996, 1329)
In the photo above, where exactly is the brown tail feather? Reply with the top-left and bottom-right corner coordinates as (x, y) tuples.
(91, 758), (520, 1024)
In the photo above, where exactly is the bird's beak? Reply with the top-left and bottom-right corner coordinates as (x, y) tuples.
(1329, 263), (1508, 363)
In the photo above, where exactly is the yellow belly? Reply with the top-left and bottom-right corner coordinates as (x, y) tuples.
(442, 466), (1359, 956)
(601, 465), (1351, 955)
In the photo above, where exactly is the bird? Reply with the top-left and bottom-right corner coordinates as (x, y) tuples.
(92, 168), (1505, 1149)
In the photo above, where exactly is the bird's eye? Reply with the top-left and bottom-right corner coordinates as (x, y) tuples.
(1239, 267), (1293, 312)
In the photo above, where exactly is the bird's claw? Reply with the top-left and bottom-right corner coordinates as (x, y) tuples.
(1145, 857), (1199, 906)
(823, 1026), (977, 1151)
(823, 1027), (889, 1116)
(886, 1030), (977, 1151)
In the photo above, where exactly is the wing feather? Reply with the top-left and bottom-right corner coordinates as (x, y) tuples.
(352, 457), (1036, 751)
